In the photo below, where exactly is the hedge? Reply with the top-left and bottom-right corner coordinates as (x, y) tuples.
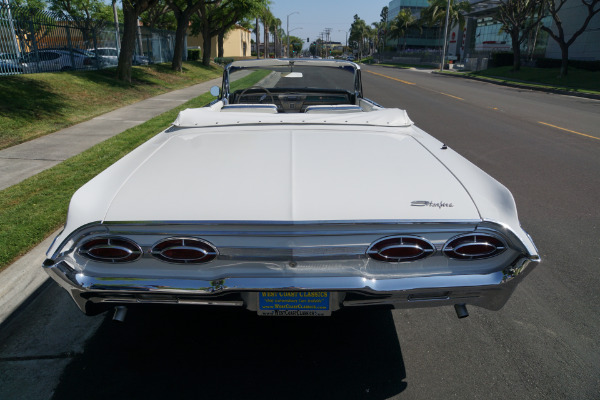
(536, 57), (600, 71)
(490, 52), (514, 67)
(214, 57), (235, 65)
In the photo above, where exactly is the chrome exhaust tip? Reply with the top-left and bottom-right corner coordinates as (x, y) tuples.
(454, 303), (469, 319)
(112, 306), (127, 322)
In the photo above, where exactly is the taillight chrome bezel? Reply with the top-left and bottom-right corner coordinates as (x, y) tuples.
(78, 236), (142, 263)
(151, 237), (218, 264)
(443, 233), (507, 260)
(367, 236), (436, 263)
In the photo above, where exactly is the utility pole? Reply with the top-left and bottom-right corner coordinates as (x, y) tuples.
(324, 27), (331, 57)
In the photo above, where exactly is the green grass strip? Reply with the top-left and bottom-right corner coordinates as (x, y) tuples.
(0, 69), (270, 271)
(467, 66), (600, 95)
(0, 62), (223, 150)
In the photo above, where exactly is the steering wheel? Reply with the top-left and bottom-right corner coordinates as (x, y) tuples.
(237, 85), (275, 104)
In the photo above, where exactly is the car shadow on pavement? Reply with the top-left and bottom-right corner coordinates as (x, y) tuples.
(52, 305), (407, 399)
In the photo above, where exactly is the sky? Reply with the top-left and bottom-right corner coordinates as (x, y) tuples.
(268, 0), (388, 49)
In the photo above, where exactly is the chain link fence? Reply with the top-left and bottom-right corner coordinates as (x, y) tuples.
(0, 3), (176, 75)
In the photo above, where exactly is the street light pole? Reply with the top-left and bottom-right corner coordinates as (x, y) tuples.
(286, 11), (299, 58)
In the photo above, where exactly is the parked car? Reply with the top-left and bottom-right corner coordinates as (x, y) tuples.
(0, 53), (22, 74)
(19, 49), (94, 73)
(44, 59), (539, 320)
(87, 47), (119, 66)
(87, 47), (150, 66)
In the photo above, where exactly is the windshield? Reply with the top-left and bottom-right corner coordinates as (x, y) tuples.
(227, 60), (358, 94)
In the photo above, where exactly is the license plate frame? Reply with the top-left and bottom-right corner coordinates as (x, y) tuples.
(257, 291), (332, 316)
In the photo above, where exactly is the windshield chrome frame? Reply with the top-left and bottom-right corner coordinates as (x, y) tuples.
(221, 58), (363, 104)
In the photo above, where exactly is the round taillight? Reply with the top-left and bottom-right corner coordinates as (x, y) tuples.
(151, 238), (217, 264)
(443, 233), (507, 260)
(79, 237), (142, 263)
(367, 236), (435, 262)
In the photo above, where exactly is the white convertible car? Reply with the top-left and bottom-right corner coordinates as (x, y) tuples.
(44, 59), (539, 319)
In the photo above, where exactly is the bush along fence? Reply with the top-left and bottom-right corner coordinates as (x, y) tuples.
(0, 3), (177, 75)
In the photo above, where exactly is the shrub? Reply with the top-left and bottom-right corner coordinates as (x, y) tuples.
(490, 52), (514, 67)
(214, 57), (234, 65)
(187, 49), (201, 61)
(536, 58), (600, 71)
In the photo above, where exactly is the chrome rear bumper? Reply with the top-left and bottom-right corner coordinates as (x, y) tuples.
(43, 255), (538, 316)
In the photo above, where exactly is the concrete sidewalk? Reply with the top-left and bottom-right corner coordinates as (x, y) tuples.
(0, 75), (225, 325)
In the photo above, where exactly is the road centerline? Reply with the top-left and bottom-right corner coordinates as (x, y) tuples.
(440, 92), (464, 101)
(364, 70), (416, 85)
(538, 121), (599, 141)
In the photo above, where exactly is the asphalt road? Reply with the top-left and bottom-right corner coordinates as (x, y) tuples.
(1, 65), (599, 400)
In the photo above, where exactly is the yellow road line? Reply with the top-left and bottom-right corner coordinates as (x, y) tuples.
(440, 92), (464, 101)
(538, 121), (599, 141)
(365, 70), (416, 85)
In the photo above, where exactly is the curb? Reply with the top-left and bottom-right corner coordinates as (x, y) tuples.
(431, 71), (600, 101)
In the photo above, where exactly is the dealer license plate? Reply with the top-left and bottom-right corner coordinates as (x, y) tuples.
(258, 291), (331, 316)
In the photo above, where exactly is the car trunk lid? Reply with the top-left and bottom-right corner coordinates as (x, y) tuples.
(102, 126), (480, 222)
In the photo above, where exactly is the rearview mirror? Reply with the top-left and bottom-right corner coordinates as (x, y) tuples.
(210, 86), (220, 97)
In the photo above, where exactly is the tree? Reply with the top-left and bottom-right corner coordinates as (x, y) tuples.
(269, 17), (281, 57)
(10, 0), (53, 54)
(165, 0), (215, 72)
(372, 21), (386, 56)
(214, 0), (264, 58)
(380, 5), (389, 51)
(288, 35), (302, 55)
(349, 14), (368, 59)
(190, 0), (266, 65)
(49, 0), (114, 51)
(420, 0), (471, 51)
(389, 9), (416, 50)
(540, 0), (600, 77)
(495, 0), (546, 71)
(260, 6), (273, 58)
(117, 0), (160, 82)
(255, 15), (260, 58)
(141, 0), (176, 30)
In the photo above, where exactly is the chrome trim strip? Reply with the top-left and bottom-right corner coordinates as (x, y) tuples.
(478, 220), (540, 259)
(49, 221), (107, 259)
(222, 104), (278, 109)
(101, 219), (482, 226)
(361, 97), (384, 109)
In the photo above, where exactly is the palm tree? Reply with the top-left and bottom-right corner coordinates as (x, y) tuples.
(389, 9), (416, 51)
(420, 0), (471, 49)
(261, 7), (273, 58)
(372, 21), (386, 57)
(349, 15), (368, 60)
(270, 17), (281, 58)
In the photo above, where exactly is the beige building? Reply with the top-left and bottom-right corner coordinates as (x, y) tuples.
(187, 25), (251, 58)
